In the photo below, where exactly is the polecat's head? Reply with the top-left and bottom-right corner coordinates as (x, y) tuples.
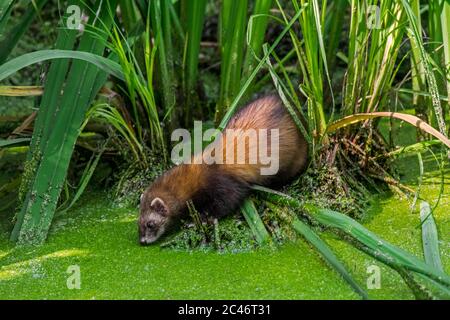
(138, 195), (171, 245)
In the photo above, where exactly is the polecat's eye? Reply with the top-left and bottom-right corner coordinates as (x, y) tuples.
(146, 221), (155, 230)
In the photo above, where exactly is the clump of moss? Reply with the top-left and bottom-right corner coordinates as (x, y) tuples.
(160, 216), (258, 253)
(112, 152), (166, 208)
(287, 165), (370, 219)
(261, 204), (299, 244)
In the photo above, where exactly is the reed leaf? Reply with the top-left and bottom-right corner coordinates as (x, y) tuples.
(182, 0), (207, 124)
(240, 198), (270, 244)
(183, 0), (207, 94)
(12, 0), (119, 244)
(0, 0), (14, 33)
(218, 5), (306, 130)
(291, 217), (369, 300)
(0, 49), (125, 82)
(0, 0), (48, 64)
(12, 6), (80, 241)
(401, 0), (448, 136)
(326, 112), (450, 148)
(58, 144), (106, 213)
(409, 0), (426, 115)
(242, 0), (273, 80)
(150, 0), (176, 123)
(441, 0), (450, 107)
(0, 138), (30, 148)
(216, 0), (249, 122)
(305, 205), (450, 288)
(0, 85), (43, 96)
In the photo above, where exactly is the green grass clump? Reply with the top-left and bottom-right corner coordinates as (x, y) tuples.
(161, 217), (258, 253)
(112, 153), (166, 208)
(287, 165), (370, 219)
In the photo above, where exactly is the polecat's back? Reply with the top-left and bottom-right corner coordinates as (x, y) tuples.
(217, 95), (308, 186)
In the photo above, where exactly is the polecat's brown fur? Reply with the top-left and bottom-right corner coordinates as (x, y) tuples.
(138, 95), (308, 245)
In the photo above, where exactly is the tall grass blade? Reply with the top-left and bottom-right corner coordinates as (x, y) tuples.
(0, 49), (125, 82)
(182, 0), (207, 124)
(326, 112), (450, 148)
(324, 0), (347, 71)
(441, 0), (450, 108)
(58, 145), (105, 213)
(118, 0), (139, 32)
(240, 198), (270, 244)
(150, 0), (176, 124)
(216, 0), (248, 122)
(291, 217), (369, 300)
(242, 0), (273, 80)
(409, 0), (427, 119)
(0, 138), (30, 148)
(11, 5), (80, 242)
(0, 85), (43, 96)
(0, 0), (14, 33)
(12, 0), (119, 244)
(218, 6), (305, 130)
(305, 205), (450, 288)
(0, 0), (48, 64)
(401, 0), (448, 136)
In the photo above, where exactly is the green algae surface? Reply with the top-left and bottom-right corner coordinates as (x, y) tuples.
(0, 165), (448, 299)
(0, 124), (449, 299)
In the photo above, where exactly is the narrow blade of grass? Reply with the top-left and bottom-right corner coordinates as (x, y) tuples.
(401, 0), (448, 136)
(182, 0), (207, 124)
(0, 0), (14, 33)
(242, 0), (273, 80)
(305, 205), (450, 288)
(58, 145), (106, 213)
(0, 85), (43, 96)
(326, 112), (450, 148)
(183, 0), (207, 94)
(218, 5), (306, 130)
(441, 0), (450, 107)
(0, 138), (30, 148)
(292, 217), (369, 300)
(216, 0), (249, 122)
(240, 198), (270, 244)
(150, 0), (176, 123)
(0, 49), (125, 82)
(0, 0), (48, 64)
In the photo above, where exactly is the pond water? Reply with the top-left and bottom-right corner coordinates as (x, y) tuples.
(0, 120), (449, 299)
(0, 154), (448, 299)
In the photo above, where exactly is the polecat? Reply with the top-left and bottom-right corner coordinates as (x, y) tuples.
(138, 95), (308, 245)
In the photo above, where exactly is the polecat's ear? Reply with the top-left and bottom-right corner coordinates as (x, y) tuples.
(150, 197), (168, 216)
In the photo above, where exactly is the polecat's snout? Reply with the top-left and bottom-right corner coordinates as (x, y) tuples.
(138, 197), (171, 245)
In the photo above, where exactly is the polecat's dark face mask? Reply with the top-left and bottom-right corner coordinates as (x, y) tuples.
(138, 196), (169, 245)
